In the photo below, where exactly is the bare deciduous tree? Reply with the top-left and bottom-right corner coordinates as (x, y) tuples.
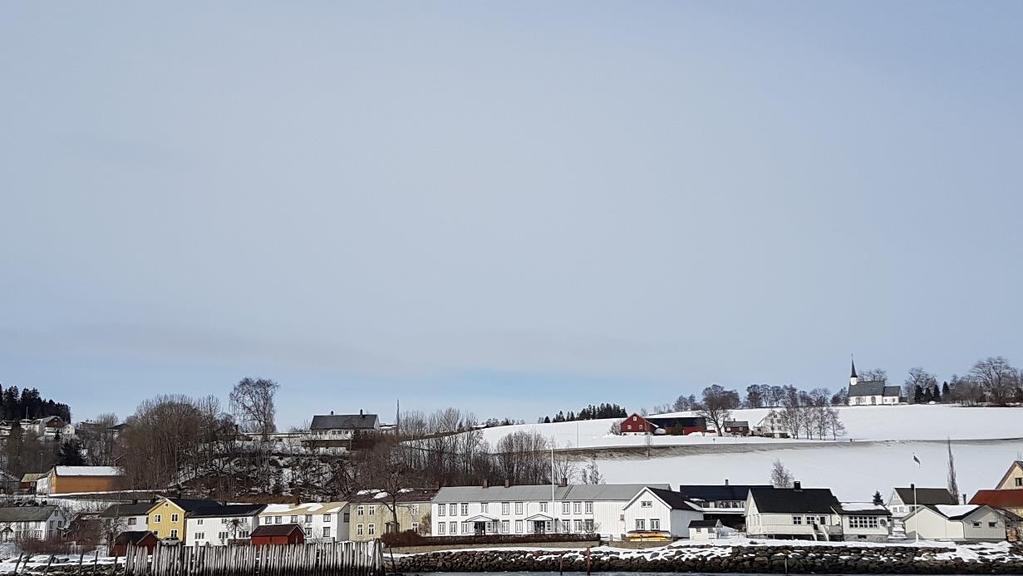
(969, 357), (1020, 406)
(904, 368), (937, 404)
(695, 384), (740, 436)
(230, 377), (279, 440)
(770, 459), (793, 488)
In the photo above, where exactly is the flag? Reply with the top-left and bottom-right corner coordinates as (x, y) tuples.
(913, 454), (921, 465)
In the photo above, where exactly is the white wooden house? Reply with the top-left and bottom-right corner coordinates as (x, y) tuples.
(431, 483), (666, 540)
(622, 487), (703, 539)
(887, 486), (958, 518)
(185, 504), (265, 546)
(903, 504), (1007, 541)
(0, 505), (68, 542)
(745, 484), (891, 541)
(259, 502), (349, 542)
(688, 519), (735, 540)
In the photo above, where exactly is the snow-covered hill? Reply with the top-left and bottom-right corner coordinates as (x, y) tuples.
(480, 405), (1023, 449)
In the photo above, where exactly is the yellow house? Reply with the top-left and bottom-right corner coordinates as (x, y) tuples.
(147, 498), (220, 541)
(348, 488), (436, 542)
(996, 461), (1023, 490)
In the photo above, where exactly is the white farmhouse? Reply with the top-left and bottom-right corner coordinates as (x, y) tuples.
(746, 484), (891, 541)
(903, 504), (1007, 541)
(0, 505), (69, 542)
(309, 411), (379, 439)
(621, 487), (702, 538)
(688, 519), (735, 540)
(98, 501), (154, 534)
(431, 483), (666, 541)
(887, 486), (958, 519)
(837, 502), (893, 542)
(185, 503), (265, 546)
(259, 502), (349, 542)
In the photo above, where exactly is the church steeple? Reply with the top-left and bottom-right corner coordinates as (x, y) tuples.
(850, 355), (858, 387)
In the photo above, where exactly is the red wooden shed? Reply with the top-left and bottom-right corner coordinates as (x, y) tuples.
(250, 524), (305, 546)
(110, 530), (159, 556)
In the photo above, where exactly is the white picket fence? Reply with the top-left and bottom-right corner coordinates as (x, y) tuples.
(123, 541), (385, 576)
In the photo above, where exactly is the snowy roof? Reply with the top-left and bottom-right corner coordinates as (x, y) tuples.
(933, 504), (982, 520)
(259, 502), (348, 515)
(0, 505), (60, 522)
(349, 488), (436, 504)
(434, 483), (667, 504)
(53, 466), (122, 477)
(848, 382), (900, 397)
(839, 502), (890, 515)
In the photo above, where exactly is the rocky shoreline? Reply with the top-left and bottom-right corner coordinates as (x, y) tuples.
(394, 543), (1023, 574)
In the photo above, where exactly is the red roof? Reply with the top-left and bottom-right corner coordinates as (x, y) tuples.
(969, 489), (1023, 508)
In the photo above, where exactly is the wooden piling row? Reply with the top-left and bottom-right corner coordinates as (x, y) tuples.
(123, 541), (383, 576)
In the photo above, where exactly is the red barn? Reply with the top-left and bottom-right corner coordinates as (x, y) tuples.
(620, 414), (654, 434)
(110, 531), (158, 557)
(250, 524), (305, 546)
(620, 414), (707, 435)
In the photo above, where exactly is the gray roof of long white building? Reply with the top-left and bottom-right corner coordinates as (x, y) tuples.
(848, 381), (900, 397)
(0, 505), (59, 523)
(433, 483), (668, 503)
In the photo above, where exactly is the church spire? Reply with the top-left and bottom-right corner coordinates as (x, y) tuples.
(850, 355), (858, 379)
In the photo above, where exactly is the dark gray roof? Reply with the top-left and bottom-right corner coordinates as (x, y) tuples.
(678, 484), (770, 502)
(99, 502), (155, 518)
(646, 488), (700, 511)
(0, 505), (60, 523)
(645, 416), (705, 429)
(893, 487), (957, 506)
(688, 519), (721, 529)
(749, 487), (840, 514)
(848, 381), (899, 397)
(434, 483), (667, 504)
(310, 413), (379, 430)
(113, 531), (156, 545)
(188, 503), (266, 518)
(725, 421), (749, 427)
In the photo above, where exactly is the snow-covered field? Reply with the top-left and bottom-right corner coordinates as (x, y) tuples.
(481, 405), (1023, 449)
(476, 405), (1023, 502)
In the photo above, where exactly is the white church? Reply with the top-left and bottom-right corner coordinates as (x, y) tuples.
(846, 359), (903, 406)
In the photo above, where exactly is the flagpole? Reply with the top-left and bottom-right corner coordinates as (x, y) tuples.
(913, 453), (919, 543)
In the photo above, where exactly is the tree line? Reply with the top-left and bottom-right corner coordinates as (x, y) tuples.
(0, 383), (71, 422)
(539, 403), (628, 424)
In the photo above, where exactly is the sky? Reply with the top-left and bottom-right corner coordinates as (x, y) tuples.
(1, 2), (1021, 428)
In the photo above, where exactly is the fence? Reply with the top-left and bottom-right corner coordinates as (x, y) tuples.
(123, 541), (385, 576)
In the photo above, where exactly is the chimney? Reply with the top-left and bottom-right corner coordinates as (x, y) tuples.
(910, 483), (915, 491)
(330, 410), (334, 415)
(559, 477), (568, 488)
(504, 479), (510, 488)
(793, 481), (801, 491)
(724, 479), (729, 486)
(482, 478), (489, 489)
(962, 493), (967, 505)
(360, 409), (364, 417)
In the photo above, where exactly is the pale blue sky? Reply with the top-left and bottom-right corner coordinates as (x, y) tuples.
(1, 2), (1021, 427)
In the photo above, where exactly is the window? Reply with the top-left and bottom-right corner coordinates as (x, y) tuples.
(275, 516), (282, 524)
(218, 531), (228, 541)
(515, 520), (523, 533)
(502, 502), (510, 515)
(356, 524), (364, 536)
(650, 519), (660, 530)
(171, 514), (179, 522)
(368, 506), (376, 515)
(584, 502), (593, 514)
(304, 527), (311, 536)
(438, 505), (446, 517)
(290, 515), (298, 523)
(306, 515), (313, 523)
(562, 502), (570, 515)
(640, 500), (652, 508)
(449, 521), (457, 535)
(195, 532), (204, 540)
(1016, 478), (1022, 487)
(792, 516), (802, 525)
(170, 529), (179, 539)
(449, 503), (457, 516)
(368, 524), (375, 535)
(411, 522), (419, 532)
(323, 514), (331, 523)
(357, 506), (365, 516)
(573, 502), (581, 514)
(481, 503), (488, 513)
(574, 520), (583, 532)
(561, 520), (570, 532)
(437, 523), (446, 535)
(847, 516), (879, 529)
(514, 502), (523, 515)
(989, 522), (998, 528)
(584, 519), (594, 532)
(461, 522), (471, 534)
(635, 519), (646, 530)
(501, 520), (510, 534)
(128, 517), (137, 526)
(343, 512), (350, 522)
(323, 527), (331, 538)
(539, 502), (548, 513)
(460, 503), (469, 516)
(155, 514), (162, 523)
(409, 504), (418, 515)
(972, 522), (981, 527)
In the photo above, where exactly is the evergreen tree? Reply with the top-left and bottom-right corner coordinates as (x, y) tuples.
(932, 384), (942, 403)
(872, 491), (883, 505)
(58, 437), (86, 466)
(914, 385), (924, 403)
(941, 381), (951, 402)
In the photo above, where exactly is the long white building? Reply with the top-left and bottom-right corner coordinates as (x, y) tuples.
(431, 483), (666, 541)
(258, 502), (350, 542)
